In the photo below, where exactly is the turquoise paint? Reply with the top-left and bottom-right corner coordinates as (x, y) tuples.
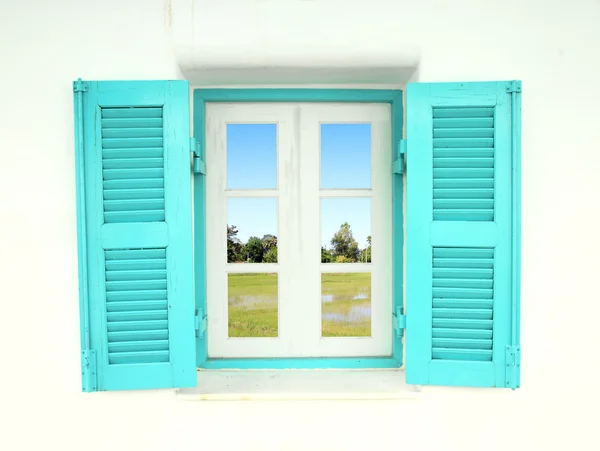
(202, 357), (400, 370)
(393, 139), (407, 174)
(193, 95), (208, 366)
(191, 137), (206, 174)
(509, 80), (522, 389)
(75, 80), (196, 391)
(73, 79), (94, 392)
(390, 93), (405, 366)
(195, 88), (400, 103)
(405, 81), (521, 388)
(193, 88), (404, 370)
(428, 361), (496, 387)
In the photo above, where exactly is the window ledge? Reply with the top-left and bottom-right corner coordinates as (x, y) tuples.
(176, 369), (421, 401)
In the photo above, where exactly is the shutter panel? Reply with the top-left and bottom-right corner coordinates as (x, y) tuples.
(405, 81), (521, 388)
(74, 80), (196, 391)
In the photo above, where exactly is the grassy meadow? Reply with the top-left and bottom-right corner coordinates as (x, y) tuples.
(321, 272), (371, 337)
(227, 272), (371, 338)
(228, 273), (279, 337)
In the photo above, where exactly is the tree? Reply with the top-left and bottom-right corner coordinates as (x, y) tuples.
(360, 235), (372, 263)
(244, 236), (264, 263)
(321, 246), (333, 263)
(262, 234), (277, 253)
(262, 235), (278, 262)
(263, 246), (278, 263)
(335, 255), (354, 263)
(330, 222), (360, 262)
(227, 225), (243, 262)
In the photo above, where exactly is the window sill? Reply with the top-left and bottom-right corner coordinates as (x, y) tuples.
(176, 369), (420, 401)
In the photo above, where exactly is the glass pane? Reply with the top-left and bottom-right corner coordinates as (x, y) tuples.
(321, 198), (371, 263)
(227, 124), (277, 189)
(227, 198), (277, 263)
(228, 273), (278, 337)
(321, 123), (371, 189)
(321, 273), (371, 337)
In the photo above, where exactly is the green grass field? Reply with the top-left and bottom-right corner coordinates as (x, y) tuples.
(228, 273), (278, 337)
(228, 272), (371, 338)
(321, 273), (371, 337)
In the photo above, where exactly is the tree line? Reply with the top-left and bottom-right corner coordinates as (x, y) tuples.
(227, 222), (371, 263)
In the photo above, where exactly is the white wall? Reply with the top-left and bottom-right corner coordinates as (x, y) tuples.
(1, 0), (599, 449)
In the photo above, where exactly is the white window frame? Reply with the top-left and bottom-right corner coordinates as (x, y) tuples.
(206, 103), (392, 358)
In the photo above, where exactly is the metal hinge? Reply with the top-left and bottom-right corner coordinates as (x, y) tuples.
(506, 80), (522, 94)
(392, 307), (406, 338)
(505, 345), (521, 390)
(190, 138), (206, 174)
(73, 78), (88, 93)
(81, 349), (97, 392)
(393, 139), (407, 174)
(195, 308), (208, 338)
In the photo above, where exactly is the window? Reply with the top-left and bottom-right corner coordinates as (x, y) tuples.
(205, 103), (391, 358)
(73, 80), (521, 391)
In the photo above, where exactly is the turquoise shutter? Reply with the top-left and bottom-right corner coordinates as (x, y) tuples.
(405, 81), (521, 388)
(73, 80), (196, 391)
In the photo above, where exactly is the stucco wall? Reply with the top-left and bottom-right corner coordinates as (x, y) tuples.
(1, 1), (599, 450)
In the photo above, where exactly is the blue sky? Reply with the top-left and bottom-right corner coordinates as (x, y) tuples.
(227, 124), (278, 189)
(320, 123), (371, 189)
(227, 123), (371, 249)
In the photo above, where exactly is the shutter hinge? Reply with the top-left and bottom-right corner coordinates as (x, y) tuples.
(195, 308), (208, 338)
(73, 78), (88, 93)
(392, 307), (406, 338)
(393, 139), (407, 174)
(81, 349), (97, 392)
(190, 138), (206, 175)
(505, 345), (521, 390)
(506, 80), (522, 94)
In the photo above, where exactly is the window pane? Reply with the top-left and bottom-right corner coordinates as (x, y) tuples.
(321, 198), (371, 263)
(227, 198), (277, 263)
(321, 123), (371, 189)
(321, 273), (371, 337)
(228, 273), (278, 337)
(227, 124), (277, 189)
